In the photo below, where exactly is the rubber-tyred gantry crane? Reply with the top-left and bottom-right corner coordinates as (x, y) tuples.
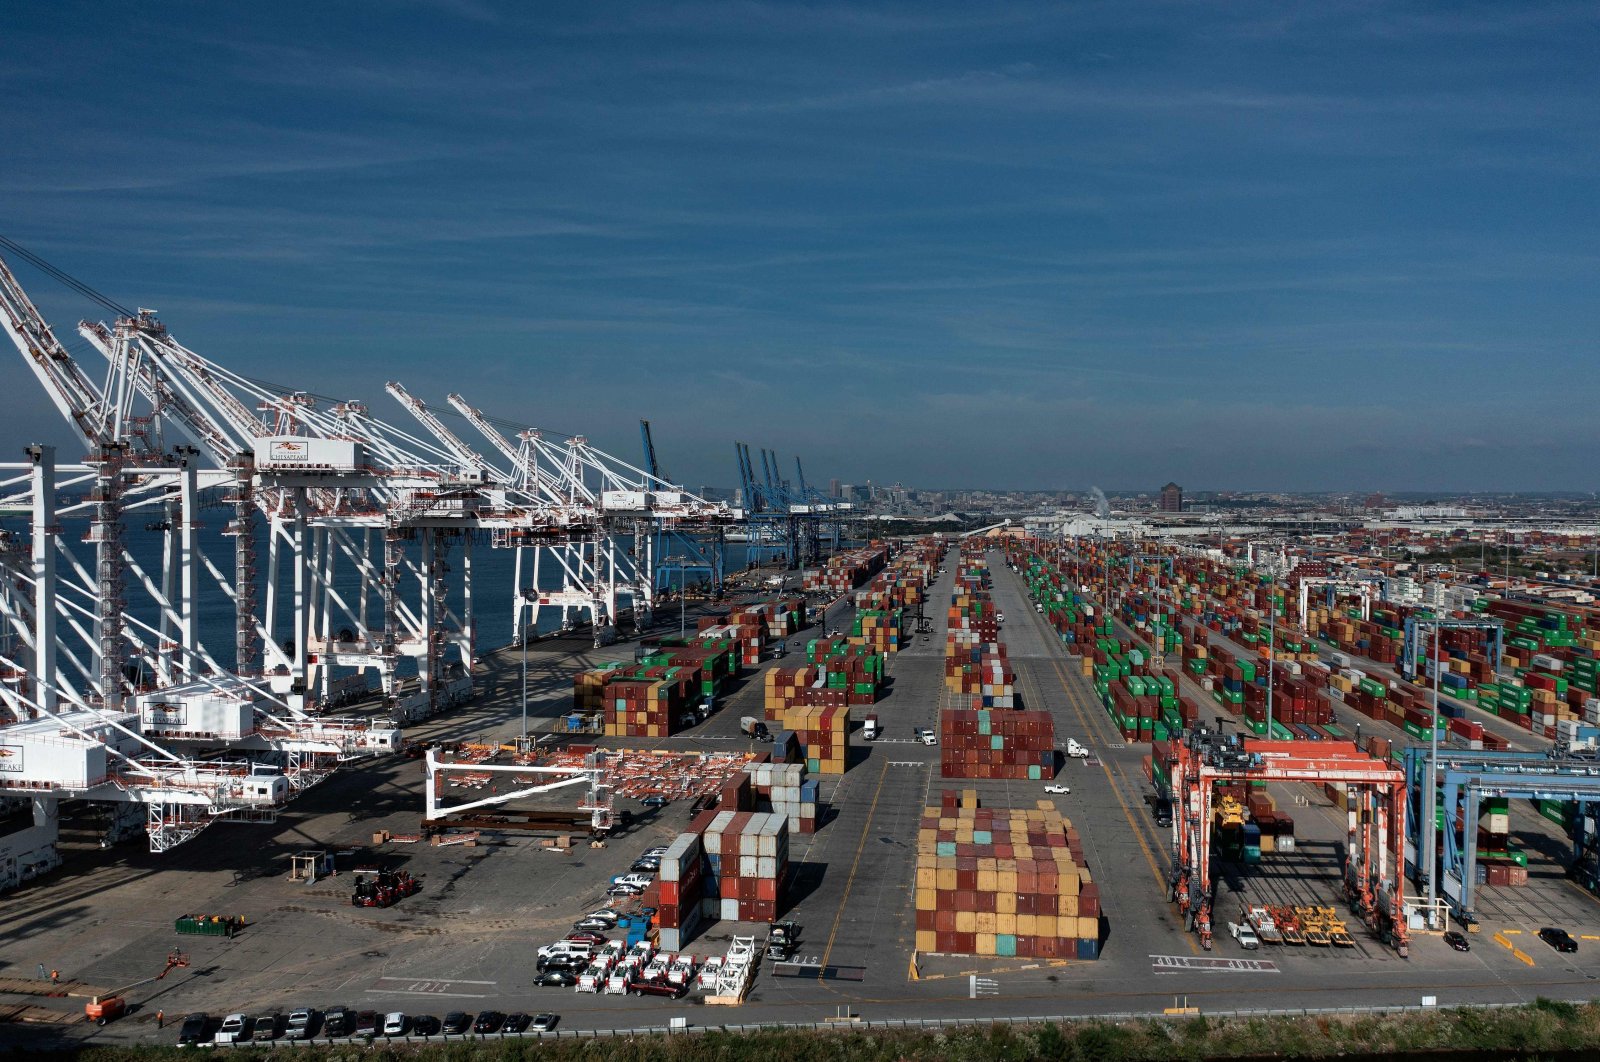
(1165, 728), (1409, 956)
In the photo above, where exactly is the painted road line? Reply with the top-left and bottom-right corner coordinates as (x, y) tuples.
(819, 757), (891, 970)
(364, 989), (491, 999)
(373, 977), (497, 985)
(1150, 954), (1279, 974)
(1513, 949), (1536, 966)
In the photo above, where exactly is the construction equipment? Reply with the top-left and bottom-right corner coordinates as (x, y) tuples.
(83, 950), (189, 1025)
(350, 867), (422, 908)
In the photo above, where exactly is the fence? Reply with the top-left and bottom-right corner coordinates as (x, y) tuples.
(210, 999), (1543, 1049)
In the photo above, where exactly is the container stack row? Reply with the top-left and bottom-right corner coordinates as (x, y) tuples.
(742, 760), (821, 834)
(914, 790), (1101, 960)
(803, 544), (889, 593)
(697, 810), (790, 924)
(657, 831), (707, 952)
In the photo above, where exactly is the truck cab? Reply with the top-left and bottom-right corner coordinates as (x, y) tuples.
(862, 715), (879, 741)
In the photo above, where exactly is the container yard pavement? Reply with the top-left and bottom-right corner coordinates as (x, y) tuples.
(9, 562), (1600, 1051)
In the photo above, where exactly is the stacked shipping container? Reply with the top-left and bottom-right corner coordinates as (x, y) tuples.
(914, 791), (1101, 960)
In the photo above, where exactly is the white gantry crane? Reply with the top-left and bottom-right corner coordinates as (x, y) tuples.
(0, 238), (736, 881)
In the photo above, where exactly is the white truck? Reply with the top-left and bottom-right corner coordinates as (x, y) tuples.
(740, 716), (772, 742)
(1064, 738), (1089, 758)
(862, 715), (880, 741)
(1229, 921), (1261, 950)
(915, 727), (938, 746)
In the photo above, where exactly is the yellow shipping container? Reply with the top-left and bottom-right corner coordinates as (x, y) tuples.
(916, 930), (937, 952)
(996, 892), (1016, 914)
(976, 912), (997, 934)
(956, 910), (977, 933)
(976, 933), (997, 955)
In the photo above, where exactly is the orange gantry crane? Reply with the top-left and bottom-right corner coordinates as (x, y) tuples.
(1165, 729), (1409, 956)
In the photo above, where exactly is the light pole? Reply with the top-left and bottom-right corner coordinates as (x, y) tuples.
(1425, 620), (1440, 920)
(1265, 580), (1276, 737)
(519, 589), (532, 745)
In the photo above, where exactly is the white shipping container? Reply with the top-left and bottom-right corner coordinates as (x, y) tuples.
(757, 856), (775, 879)
(739, 855), (758, 877)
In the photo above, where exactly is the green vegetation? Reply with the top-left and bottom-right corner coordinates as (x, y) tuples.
(23, 1002), (1600, 1062)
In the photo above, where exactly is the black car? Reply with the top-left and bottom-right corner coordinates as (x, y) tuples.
(1443, 931), (1471, 952)
(442, 1011), (471, 1034)
(641, 795), (668, 808)
(473, 1010), (506, 1034)
(501, 1013), (532, 1033)
(411, 1015), (442, 1036)
(177, 1013), (209, 1046)
(323, 1007), (355, 1037)
(535, 970), (577, 987)
(537, 953), (585, 973)
(1540, 927), (1579, 953)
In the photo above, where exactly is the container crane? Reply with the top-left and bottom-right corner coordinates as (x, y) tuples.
(1165, 728), (1409, 955)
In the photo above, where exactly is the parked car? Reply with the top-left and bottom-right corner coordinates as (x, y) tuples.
(412, 1014), (441, 1036)
(574, 916), (614, 932)
(215, 1014), (250, 1044)
(566, 931), (608, 946)
(284, 1009), (314, 1040)
(382, 1012), (408, 1036)
(1043, 784), (1070, 795)
(630, 859), (661, 873)
(474, 1010), (506, 1034)
(354, 1010), (380, 1037)
(177, 1013), (209, 1046)
(1444, 931), (1471, 952)
(606, 882), (642, 897)
(531, 1013), (559, 1032)
(584, 907), (621, 925)
(501, 1013), (532, 1033)
(252, 1013), (281, 1041)
(323, 1007), (354, 1037)
(1540, 927), (1579, 953)
(611, 872), (655, 889)
(442, 1011), (471, 1034)
(641, 846), (668, 858)
(641, 795), (668, 808)
(535, 969), (577, 987)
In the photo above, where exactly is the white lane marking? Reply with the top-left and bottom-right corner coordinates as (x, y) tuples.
(374, 977), (497, 985)
(364, 989), (490, 998)
(1150, 954), (1278, 973)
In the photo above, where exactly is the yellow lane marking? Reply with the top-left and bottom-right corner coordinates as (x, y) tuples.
(1493, 932), (1513, 949)
(1046, 653), (1199, 956)
(820, 757), (891, 970)
(1513, 948), (1536, 966)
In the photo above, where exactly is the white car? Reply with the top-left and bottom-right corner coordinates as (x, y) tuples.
(611, 872), (655, 889)
(215, 1014), (250, 1044)
(1044, 784), (1071, 795)
(382, 1013), (408, 1036)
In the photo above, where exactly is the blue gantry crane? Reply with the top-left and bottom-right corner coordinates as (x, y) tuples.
(1402, 744), (1600, 926)
(733, 442), (851, 570)
(640, 419), (725, 596)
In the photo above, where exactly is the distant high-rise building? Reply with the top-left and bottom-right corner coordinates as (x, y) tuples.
(829, 478), (841, 498)
(1159, 482), (1183, 513)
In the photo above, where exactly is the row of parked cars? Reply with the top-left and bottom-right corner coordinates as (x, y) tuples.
(178, 1007), (557, 1045)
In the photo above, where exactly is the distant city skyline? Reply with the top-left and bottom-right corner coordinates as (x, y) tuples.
(3, 2), (1596, 492)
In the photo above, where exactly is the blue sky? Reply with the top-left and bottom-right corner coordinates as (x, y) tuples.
(2, 1), (1596, 492)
